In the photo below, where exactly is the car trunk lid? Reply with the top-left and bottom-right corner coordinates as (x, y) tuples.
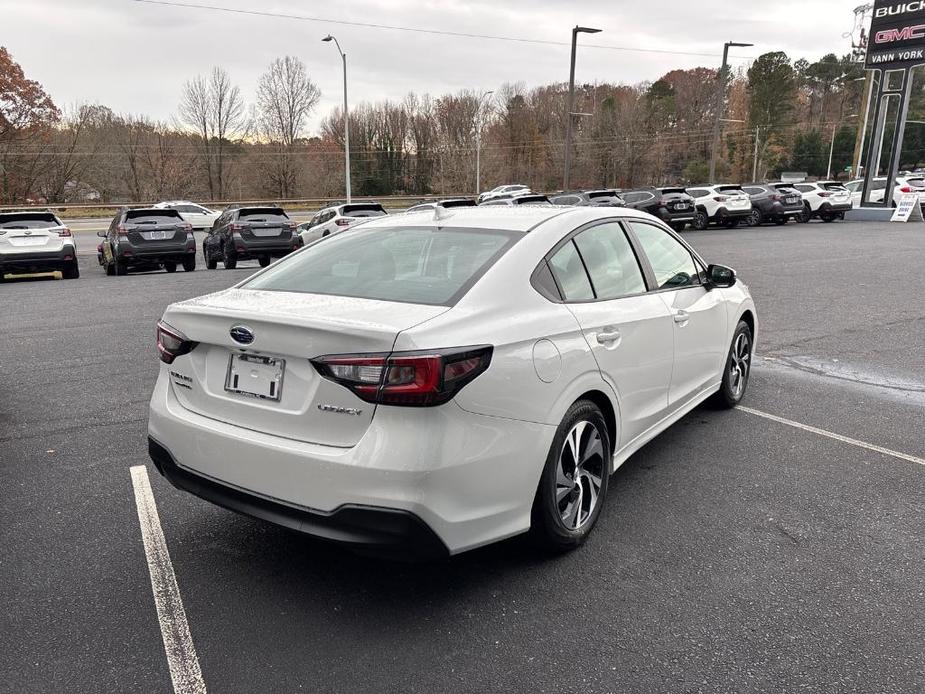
(161, 288), (449, 447)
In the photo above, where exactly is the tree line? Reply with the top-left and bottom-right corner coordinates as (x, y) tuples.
(3, 45), (920, 206)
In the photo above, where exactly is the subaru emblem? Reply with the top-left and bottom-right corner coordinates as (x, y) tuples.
(229, 325), (255, 345)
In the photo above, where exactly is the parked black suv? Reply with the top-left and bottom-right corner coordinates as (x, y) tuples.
(620, 187), (696, 231)
(98, 208), (196, 275)
(548, 190), (626, 207)
(740, 183), (804, 226)
(204, 206), (300, 270)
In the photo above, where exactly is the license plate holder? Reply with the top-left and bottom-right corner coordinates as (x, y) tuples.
(225, 353), (285, 401)
(252, 228), (281, 237)
(143, 230), (169, 241)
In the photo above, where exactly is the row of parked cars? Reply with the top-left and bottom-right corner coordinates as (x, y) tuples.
(0, 179), (854, 280)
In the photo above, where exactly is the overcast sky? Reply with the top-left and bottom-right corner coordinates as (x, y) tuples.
(3, 0), (865, 133)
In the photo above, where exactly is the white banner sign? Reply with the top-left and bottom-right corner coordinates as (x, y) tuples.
(890, 193), (924, 222)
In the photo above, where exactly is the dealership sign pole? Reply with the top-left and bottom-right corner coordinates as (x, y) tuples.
(860, 1), (925, 208)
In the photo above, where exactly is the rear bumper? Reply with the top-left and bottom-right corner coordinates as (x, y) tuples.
(0, 245), (75, 273)
(656, 209), (695, 223)
(819, 202), (852, 213)
(147, 369), (554, 555)
(232, 237), (299, 259)
(116, 242), (193, 264)
(148, 437), (450, 558)
(713, 207), (752, 220)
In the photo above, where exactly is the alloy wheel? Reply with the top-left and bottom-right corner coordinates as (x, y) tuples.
(555, 421), (605, 530)
(729, 332), (751, 399)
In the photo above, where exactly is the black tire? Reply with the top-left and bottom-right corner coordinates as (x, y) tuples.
(799, 203), (813, 224)
(164, 262), (177, 273)
(711, 320), (753, 409)
(114, 255), (128, 276)
(62, 260), (80, 279)
(258, 255), (271, 268)
(205, 247), (217, 270)
(531, 400), (611, 552)
(724, 218), (740, 229)
(747, 209), (762, 227)
(692, 210), (709, 230)
(669, 222), (687, 232)
(105, 258), (115, 276)
(774, 216), (788, 226)
(182, 256), (196, 272)
(223, 245), (237, 270)
(821, 213), (836, 223)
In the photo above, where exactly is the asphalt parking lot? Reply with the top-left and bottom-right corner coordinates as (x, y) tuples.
(2, 220), (923, 693)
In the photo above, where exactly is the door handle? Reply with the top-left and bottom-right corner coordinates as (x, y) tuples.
(596, 330), (622, 345)
(673, 310), (690, 326)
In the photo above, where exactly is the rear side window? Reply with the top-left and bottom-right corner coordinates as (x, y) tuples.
(342, 204), (386, 218)
(239, 208), (289, 222)
(742, 187), (764, 196)
(0, 213), (60, 228)
(125, 209), (182, 223)
(548, 241), (594, 301)
(244, 226), (520, 306)
(629, 222), (700, 290)
(687, 189), (710, 198)
(552, 195), (582, 205)
(573, 223), (646, 300)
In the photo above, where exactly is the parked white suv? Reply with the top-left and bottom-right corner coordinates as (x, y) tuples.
(299, 202), (387, 245)
(685, 185), (753, 229)
(477, 184), (531, 204)
(790, 181), (852, 222)
(0, 210), (79, 280)
(148, 206), (757, 557)
(153, 201), (220, 231)
(845, 177), (925, 207)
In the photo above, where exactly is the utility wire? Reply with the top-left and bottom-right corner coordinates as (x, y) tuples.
(130, 0), (754, 60)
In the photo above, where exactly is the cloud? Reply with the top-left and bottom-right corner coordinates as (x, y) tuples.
(1, 0), (862, 133)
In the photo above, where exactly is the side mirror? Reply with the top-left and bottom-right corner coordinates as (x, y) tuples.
(707, 264), (737, 288)
(96, 230), (107, 238)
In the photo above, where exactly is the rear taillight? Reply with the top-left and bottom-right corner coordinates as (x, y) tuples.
(156, 320), (197, 364)
(287, 221), (297, 230)
(818, 192), (833, 198)
(312, 346), (493, 407)
(335, 218), (352, 227)
(713, 196), (728, 202)
(57, 227), (72, 237)
(117, 224), (128, 236)
(181, 222), (193, 232)
(900, 186), (913, 193)
(770, 194), (782, 202)
(229, 223), (245, 231)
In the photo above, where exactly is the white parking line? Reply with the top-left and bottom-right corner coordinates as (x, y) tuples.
(738, 406), (925, 467)
(130, 465), (207, 694)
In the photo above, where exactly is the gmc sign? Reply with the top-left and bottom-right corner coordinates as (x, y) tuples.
(867, 0), (925, 68)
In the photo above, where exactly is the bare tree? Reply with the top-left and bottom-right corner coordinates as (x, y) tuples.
(255, 56), (321, 198)
(179, 67), (246, 200)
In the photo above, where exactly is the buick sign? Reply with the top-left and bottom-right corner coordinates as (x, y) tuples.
(229, 325), (255, 345)
(867, 0), (925, 69)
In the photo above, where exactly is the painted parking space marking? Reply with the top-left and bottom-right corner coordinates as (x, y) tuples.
(130, 465), (207, 694)
(738, 406), (925, 467)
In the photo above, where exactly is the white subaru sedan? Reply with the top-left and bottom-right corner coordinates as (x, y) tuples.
(148, 207), (756, 557)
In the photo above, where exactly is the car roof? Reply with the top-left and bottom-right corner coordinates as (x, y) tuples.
(347, 205), (662, 234)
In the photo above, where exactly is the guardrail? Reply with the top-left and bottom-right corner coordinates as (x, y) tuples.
(0, 194), (464, 214)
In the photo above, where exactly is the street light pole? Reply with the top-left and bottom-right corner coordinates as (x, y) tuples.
(563, 25), (601, 191)
(323, 35), (351, 203)
(752, 126), (761, 181)
(475, 90), (493, 195)
(709, 41), (753, 184)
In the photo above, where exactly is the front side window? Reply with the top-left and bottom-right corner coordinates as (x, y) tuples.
(629, 222), (700, 290)
(548, 241), (594, 301)
(244, 226), (520, 306)
(573, 223), (646, 300)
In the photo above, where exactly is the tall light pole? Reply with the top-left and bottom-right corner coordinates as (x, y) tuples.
(851, 75), (873, 178)
(827, 114), (858, 180)
(475, 90), (493, 195)
(323, 34), (351, 203)
(563, 25), (601, 191)
(709, 41), (753, 184)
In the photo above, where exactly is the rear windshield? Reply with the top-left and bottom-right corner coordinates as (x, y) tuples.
(716, 185), (743, 192)
(0, 213), (60, 228)
(512, 196), (551, 205)
(587, 191), (619, 199)
(125, 209), (182, 224)
(244, 226), (521, 306)
(776, 186), (799, 194)
(239, 208), (289, 222)
(659, 188), (687, 195)
(905, 178), (925, 188)
(441, 199), (477, 208)
(821, 183), (848, 191)
(342, 204), (386, 218)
